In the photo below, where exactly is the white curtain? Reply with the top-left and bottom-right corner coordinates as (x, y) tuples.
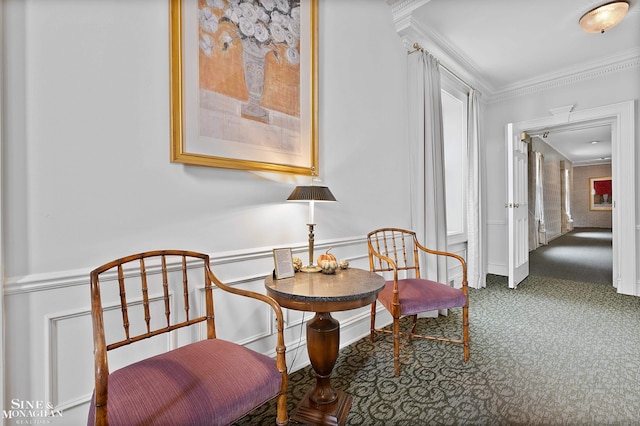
(466, 89), (486, 289)
(533, 151), (547, 247)
(407, 51), (448, 284)
(563, 167), (574, 231)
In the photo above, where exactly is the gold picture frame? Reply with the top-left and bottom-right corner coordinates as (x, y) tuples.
(589, 176), (612, 211)
(169, 0), (319, 175)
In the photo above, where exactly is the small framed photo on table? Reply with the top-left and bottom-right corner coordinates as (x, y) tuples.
(273, 248), (295, 279)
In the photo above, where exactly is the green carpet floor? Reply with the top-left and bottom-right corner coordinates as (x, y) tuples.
(236, 274), (640, 425)
(529, 227), (613, 285)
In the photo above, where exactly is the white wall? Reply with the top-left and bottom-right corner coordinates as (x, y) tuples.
(1, 0), (409, 423)
(484, 67), (639, 279)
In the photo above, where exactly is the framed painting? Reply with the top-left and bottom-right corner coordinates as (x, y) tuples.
(169, 0), (319, 175)
(589, 176), (612, 211)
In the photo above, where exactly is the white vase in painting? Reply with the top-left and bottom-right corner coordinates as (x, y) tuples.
(240, 39), (270, 124)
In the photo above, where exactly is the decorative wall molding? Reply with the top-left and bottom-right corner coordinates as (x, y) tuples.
(488, 262), (508, 276)
(489, 53), (640, 103)
(42, 291), (382, 415)
(45, 295), (175, 412)
(386, 0), (432, 30)
(4, 236), (368, 295)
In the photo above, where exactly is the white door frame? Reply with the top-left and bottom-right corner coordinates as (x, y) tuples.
(508, 101), (636, 296)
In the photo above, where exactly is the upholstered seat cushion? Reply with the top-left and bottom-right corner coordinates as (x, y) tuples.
(378, 278), (466, 316)
(87, 339), (281, 426)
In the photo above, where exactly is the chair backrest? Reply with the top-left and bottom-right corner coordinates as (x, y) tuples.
(90, 250), (218, 404)
(89, 250), (289, 425)
(367, 228), (422, 279)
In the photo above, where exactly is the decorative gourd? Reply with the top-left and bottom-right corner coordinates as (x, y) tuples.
(319, 259), (338, 274)
(339, 259), (349, 270)
(317, 247), (337, 265)
(317, 248), (338, 274)
(292, 257), (303, 272)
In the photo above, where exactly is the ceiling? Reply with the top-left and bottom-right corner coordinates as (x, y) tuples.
(388, 0), (640, 166)
(527, 122), (612, 166)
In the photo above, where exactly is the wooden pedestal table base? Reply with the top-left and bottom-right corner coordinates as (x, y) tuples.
(265, 268), (385, 426)
(292, 312), (352, 426)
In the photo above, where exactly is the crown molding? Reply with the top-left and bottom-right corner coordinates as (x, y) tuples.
(489, 52), (640, 103)
(386, 0), (433, 36)
(386, 0), (432, 18)
(398, 17), (492, 96)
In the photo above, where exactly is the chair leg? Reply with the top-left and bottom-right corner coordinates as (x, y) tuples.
(370, 302), (376, 342)
(462, 304), (470, 362)
(393, 317), (400, 377)
(409, 314), (418, 337)
(276, 392), (288, 425)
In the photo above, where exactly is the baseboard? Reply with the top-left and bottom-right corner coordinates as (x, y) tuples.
(487, 263), (508, 276)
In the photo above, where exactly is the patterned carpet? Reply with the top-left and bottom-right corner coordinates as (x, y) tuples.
(236, 274), (640, 425)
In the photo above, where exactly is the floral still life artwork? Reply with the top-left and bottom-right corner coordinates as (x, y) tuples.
(170, 0), (317, 174)
(199, 0), (301, 124)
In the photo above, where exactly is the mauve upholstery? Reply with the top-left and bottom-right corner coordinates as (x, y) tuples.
(378, 278), (466, 316)
(87, 339), (281, 426)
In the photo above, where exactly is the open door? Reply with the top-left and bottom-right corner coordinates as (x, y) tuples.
(507, 124), (529, 288)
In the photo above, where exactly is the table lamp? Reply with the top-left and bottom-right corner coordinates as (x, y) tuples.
(287, 185), (337, 272)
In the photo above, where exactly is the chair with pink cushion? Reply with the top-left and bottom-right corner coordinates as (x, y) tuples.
(87, 250), (288, 425)
(367, 228), (469, 376)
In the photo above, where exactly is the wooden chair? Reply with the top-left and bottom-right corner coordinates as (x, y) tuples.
(367, 228), (469, 376)
(87, 250), (288, 425)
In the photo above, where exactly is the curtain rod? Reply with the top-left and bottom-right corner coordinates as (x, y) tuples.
(408, 42), (479, 93)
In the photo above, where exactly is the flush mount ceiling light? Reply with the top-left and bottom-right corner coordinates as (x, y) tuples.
(579, 1), (630, 33)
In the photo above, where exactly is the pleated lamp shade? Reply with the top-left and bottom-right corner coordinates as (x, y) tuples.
(287, 186), (337, 202)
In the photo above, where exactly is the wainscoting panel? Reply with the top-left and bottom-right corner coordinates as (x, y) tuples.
(46, 295), (177, 411)
(487, 221), (508, 276)
(45, 307), (95, 412)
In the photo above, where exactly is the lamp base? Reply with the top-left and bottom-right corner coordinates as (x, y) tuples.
(300, 265), (322, 273)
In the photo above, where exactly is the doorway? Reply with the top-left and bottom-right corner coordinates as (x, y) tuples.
(507, 101), (636, 295)
(526, 129), (613, 284)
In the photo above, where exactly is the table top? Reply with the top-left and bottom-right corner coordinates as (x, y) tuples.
(265, 268), (386, 313)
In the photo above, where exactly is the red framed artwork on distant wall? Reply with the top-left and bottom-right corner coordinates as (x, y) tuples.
(589, 176), (612, 211)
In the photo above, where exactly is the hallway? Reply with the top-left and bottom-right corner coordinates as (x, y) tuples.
(528, 228), (613, 285)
